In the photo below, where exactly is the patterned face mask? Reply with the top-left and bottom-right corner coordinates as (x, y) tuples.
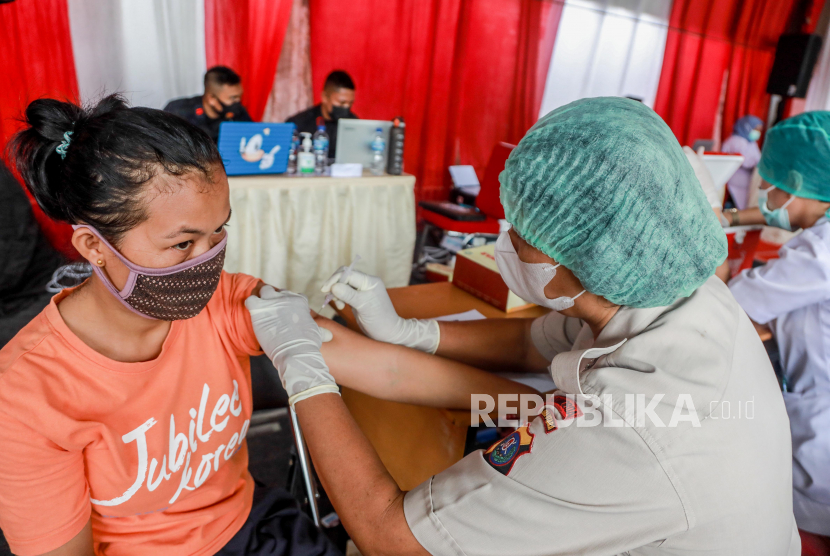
(73, 225), (227, 321)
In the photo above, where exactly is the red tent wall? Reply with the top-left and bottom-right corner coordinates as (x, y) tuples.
(655, 0), (825, 147)
(205, 0), (293, 121)
(309, 0), (562, 203)
(0, 0), (80, 259)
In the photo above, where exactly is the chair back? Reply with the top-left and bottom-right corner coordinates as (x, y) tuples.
(476, 142), (515, 220)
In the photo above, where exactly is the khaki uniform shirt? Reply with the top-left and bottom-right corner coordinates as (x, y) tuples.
(404, 277), (799, 555)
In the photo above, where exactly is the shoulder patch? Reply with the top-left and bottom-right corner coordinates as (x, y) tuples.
(552, 394), (582, 420)
(484, 425), (534, 476)
(539, 407), (558, 433)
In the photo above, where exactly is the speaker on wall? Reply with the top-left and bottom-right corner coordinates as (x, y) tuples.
(767, 34), (823, 98)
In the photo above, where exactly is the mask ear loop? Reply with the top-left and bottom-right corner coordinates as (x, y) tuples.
(779, 194), (796, 210)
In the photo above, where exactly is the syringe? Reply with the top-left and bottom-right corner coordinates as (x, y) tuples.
(321, 255), (361, 311)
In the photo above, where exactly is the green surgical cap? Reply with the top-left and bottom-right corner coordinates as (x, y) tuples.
(500, 97), (727, 308)
(758, 111), (830, 202)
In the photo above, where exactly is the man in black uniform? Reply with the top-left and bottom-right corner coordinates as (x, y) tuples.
(164, 66), (252, 142)
(286, 70), (358, 158)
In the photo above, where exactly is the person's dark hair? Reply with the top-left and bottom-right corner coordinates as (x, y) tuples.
(204, 66), (242, 90)
(8, 94), (224, 245)
(323, 70), (355, 92)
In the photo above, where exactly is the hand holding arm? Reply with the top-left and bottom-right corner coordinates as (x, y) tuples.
(245, 286), (337, 407)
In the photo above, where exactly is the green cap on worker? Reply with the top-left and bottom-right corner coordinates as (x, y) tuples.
(758, 110), (830, 202)
(499, 97), (727, 309)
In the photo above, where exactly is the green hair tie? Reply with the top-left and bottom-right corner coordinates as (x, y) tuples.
(55, 131), (73, 160)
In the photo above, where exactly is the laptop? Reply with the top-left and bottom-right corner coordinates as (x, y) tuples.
(335, 119), (392, 167)
(702, 154), (745, 202)
(218, 122), (294, 176)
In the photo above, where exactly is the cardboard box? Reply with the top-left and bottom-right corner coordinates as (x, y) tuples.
(451, 244), (534, 312)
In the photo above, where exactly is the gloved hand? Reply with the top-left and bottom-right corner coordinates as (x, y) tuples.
(321, 269), (440, 353)
(245, 286), (338, 407)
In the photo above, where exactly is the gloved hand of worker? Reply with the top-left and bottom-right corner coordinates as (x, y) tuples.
(245, 286), (339, 407)
(321, 269), (441, 353)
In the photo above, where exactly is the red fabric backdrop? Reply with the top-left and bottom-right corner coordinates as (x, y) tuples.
(309, 0), (562, 202)
(655, 0), (825, 147)
(0, 0), (79, 259)
(205, 0), (293, 121)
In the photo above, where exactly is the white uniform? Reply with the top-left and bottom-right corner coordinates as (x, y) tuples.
(730, 217), (830, 536)
(405, 277), (799, 555)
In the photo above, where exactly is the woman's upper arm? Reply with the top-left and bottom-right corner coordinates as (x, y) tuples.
(0, 412), (91, 556)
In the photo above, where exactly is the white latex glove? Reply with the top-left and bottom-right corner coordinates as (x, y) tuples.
(245, 286), (338, 407)
(321, 269), (440, 354)
(683, 146), (722, 210)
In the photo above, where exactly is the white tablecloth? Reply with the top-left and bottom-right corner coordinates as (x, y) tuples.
(225, 172), (416, 312)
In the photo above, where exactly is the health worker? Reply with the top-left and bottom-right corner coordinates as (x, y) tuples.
(247, 97), (800, 555)
(729, 110), (830, 538)
(722, 114), (764, 209)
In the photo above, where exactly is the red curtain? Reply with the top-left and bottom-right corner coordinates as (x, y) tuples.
(0, 0), (79, 259)
(205, 0), (294, 121)
(309, 0), (563, 202)
(654, 0), (824, 147)
(0, 0), (78, 150)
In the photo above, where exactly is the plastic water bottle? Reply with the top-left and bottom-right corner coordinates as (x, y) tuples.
(370, 128), (386, 176)
(313, 124), (329, 174)
(287, 129), (300, 174)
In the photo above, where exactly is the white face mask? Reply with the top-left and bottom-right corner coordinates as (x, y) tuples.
(494, 231), (586, 311)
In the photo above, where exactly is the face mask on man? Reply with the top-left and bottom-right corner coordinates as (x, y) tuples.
(758, 187), (796, 231)
(494, 231), (585, 312)
(73, 225), (227, 320)
(748, 129), (762, 142)
(329, 105), (352, 121)
(217, 100), (244, 120)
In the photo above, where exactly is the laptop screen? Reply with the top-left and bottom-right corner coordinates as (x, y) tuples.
(218, 122), (295, 176)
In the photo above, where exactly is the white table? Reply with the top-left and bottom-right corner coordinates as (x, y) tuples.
(225, 171), (416, 311)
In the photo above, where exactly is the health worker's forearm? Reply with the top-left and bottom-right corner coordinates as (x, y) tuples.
(435, 317), (550, 372)
(316, 317), (540, 408)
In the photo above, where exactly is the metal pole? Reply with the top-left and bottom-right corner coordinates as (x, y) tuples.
(290, 407), (321, 527)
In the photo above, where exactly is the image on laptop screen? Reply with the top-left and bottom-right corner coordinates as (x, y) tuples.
(218, 122), (295, 176)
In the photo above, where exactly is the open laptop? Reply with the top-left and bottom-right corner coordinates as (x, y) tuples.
(218, 122), (294, 176)
(335, 119), (392, 167)
(702, 154), (745, 202)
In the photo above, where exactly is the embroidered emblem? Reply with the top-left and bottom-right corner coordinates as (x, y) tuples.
(552, 394), (582, 420)
(484, 425), (534, 476)
(540, 407), (558, 433)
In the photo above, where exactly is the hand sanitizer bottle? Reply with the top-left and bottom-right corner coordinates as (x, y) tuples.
(298, 132), (316, 175)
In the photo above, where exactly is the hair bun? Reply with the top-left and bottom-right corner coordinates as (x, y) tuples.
(7, 94), (220, 242)
(23, 98), (84, 144)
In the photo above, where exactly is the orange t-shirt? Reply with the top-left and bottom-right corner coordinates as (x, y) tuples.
(0, 272), (263, 556)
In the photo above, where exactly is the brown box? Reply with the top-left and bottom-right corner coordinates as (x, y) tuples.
(451, 244), (534, 312)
